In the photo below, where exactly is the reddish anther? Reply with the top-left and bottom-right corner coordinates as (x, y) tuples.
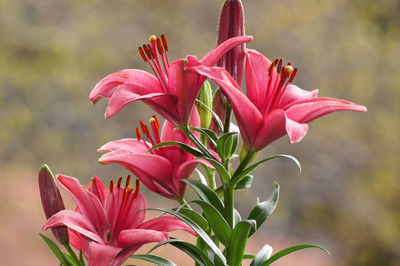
(156, 38), (164, 55)
(136, 128), (141, 141)
(161, 34), (168, 51)
(117, 177), (122, 188)
(143, 45), (153, 60)
(109, 180), (114, 193)
(138, 47), (148, 62)
(125, 175), (131, 188)
(289, 68), (298, 83)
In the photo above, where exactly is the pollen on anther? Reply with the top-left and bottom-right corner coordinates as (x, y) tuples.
(152, 115), (160, 129)
(156, 38), (164, 55)
(150, 117), (160, 133)
(149, 35), (157, 42)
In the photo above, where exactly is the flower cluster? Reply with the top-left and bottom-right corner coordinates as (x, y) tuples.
(39, 1), (366, 265)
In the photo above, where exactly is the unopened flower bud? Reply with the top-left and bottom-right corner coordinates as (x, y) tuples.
(196, 80), (213, 128)
(217, 0), (246, 86)
(38, 164), (69, 245)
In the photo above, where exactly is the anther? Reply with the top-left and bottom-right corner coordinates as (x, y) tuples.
(283, 65), (294, 79)
(150, 117), (160, 134)
(147, 44), (155, 58)
(109, 180), (114, 193)
(152, 115), (160, 129)
(117, 177), (122, 188)
(133, 179), (140, 198)
(268, 59), (278, 76)
(289, 68), (298, 83)
(138, 47), (148, 62)
(277, 59), (283, 74)
(143, 45), (153, 60)
(156, 38), (164, 55)
(122, 188), (127, 200)
(125, 175), (131, 188)
(136, 128), (142, 141)
(161, 34), (168, 52)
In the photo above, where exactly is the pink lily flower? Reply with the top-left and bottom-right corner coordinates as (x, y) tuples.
(43, 175), (195, 266)
(188, 49), (367, 151)
(98, 114), (208, 200)
(89, 34), (252, 126)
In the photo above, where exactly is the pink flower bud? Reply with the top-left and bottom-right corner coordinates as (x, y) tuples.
(217, 0), (245, 86)
(38, 164), (69, 245)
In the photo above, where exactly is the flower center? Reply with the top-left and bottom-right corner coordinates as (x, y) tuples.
(138, 34), (170, 91)
(108, 176), (140, 244)
(263, 58), (298, 113)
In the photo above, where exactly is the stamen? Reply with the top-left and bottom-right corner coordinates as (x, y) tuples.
(156, 38), (164, 55)
(109, 180), (114, 193)
(149, 117), (161, 144)
(268, 59), (278, 76)
(140, 120), (155, 146)
(152, 115), (160, 129)
(276, 59), (283, 74)
(161, 34), (168, 52)
(149, 35), (157, 42)
(117, 177), (122, 188)
(125, 175), (131, 188)
(289, 68), (298, 83)
(138, 47), (148, 62)
(143, 45), (153, 59)
(133, 179), (140, 198)
(284, 65), (294, 78)
(122, 188), (127, 201)
(136, 128), (141, 141)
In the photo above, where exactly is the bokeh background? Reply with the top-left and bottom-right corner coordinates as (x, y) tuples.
(1, 0), (399, 265)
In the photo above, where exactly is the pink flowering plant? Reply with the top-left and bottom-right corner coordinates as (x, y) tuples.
(39, 1), (366, 265)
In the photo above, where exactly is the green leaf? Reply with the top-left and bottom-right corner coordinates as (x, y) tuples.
(205, 158), (231, 184)
(231, 154), (301, 186)
(190, 127), (218, 146)
(262, 244), (330, 265)
(235, 175), (253, 190)
(217, 132), (237, 160)
(233, 208), (242, 227)
(144, 208), (226, 264)
(182, 179), (224, 214)
(148, 239), (215, 266)
(174, 207), (210, 233)
(247, 183), (280, 236)
(226, 220), (255, 266)
(191, 200), (231, 245)
(244, 254), (255, 260)
(39, 233), (71, 266)
(148, 141), (204, 157)
(196, 99), (224, 132)
(79, 249), (85, 266)
(250, 245), (273, 266)
(194, 169), (208, 185)
(130, 254), (176, 266)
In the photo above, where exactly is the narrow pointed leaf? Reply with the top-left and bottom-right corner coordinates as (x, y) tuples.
(195, 168), (208, 185)
(262, 244), (330, 265)
(174, 207), (210, 233)
(250, 245), (273, 266)
(244, 254), (256, 260)
(182, 179), (224, 214)
(217, 132), (237, 160)
(205, 158), (231, 184)
(235, 175), (253, 190)
(79, 249), (85, 266)
(196, 99), (224, 132)
(192, 200), (231, 245)
(144, 208), (226, 264)
(231, 154), (300, 186)
(190, 127), (219, 146)
(148, 239), (215, 266)
(148, 141), (204, 157)
(248, 183), (280, 236)
(130, 254), (176, 266)
(233, 208), (242, 227)
(39, 233), (70, 266)
(226, 220), (255, 266)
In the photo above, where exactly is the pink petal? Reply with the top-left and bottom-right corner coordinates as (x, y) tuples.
(98, 138), (149, 154)
(122, 193), (147, 230)
(87, 242), (122, 266)
(43, 210), (104, 244)
(278, 85), (318, 107)
(87, 176), (109, 206)
(90, 69), (163, 103)
(57, 175), (107, 239)
(105, 86), (177, 119)
(138, 216), (196, 236)
(285, 97), (367, 124)
(173, 159), (204, 197)
(200, 36), (253, 67)
(253, 109), (308, 150)
(117, 229), (169, 249)
(188, 64), (262, 146)
(69, 229), (89, 259)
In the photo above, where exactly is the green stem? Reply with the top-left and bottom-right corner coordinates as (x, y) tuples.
(223, 103), (232, 134)
(205, 167), (217, 191)
(224, 184), (235, 228)
(181, 125), (217, 160)
(64, 243), (82, 266)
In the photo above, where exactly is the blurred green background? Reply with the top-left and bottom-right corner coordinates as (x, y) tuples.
(0, 0), (399, 265)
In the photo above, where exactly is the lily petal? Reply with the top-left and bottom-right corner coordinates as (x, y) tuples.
(200, 36), (253, 67)
(43, 210), (104, 244)
(285, 97), (367, 124)
(87, 242), (122, 266)
(90, 69), (164, 104)
(188, 64), (262, 145)
(138, 216), (196, 235)
(98, 138), (149, 154)
(57, 175), (107, 239)
(278, 85), (318, 107)
(117, 229), (169, 249)
(88, 176), (108, 206)
(253, 109), (308, 150)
